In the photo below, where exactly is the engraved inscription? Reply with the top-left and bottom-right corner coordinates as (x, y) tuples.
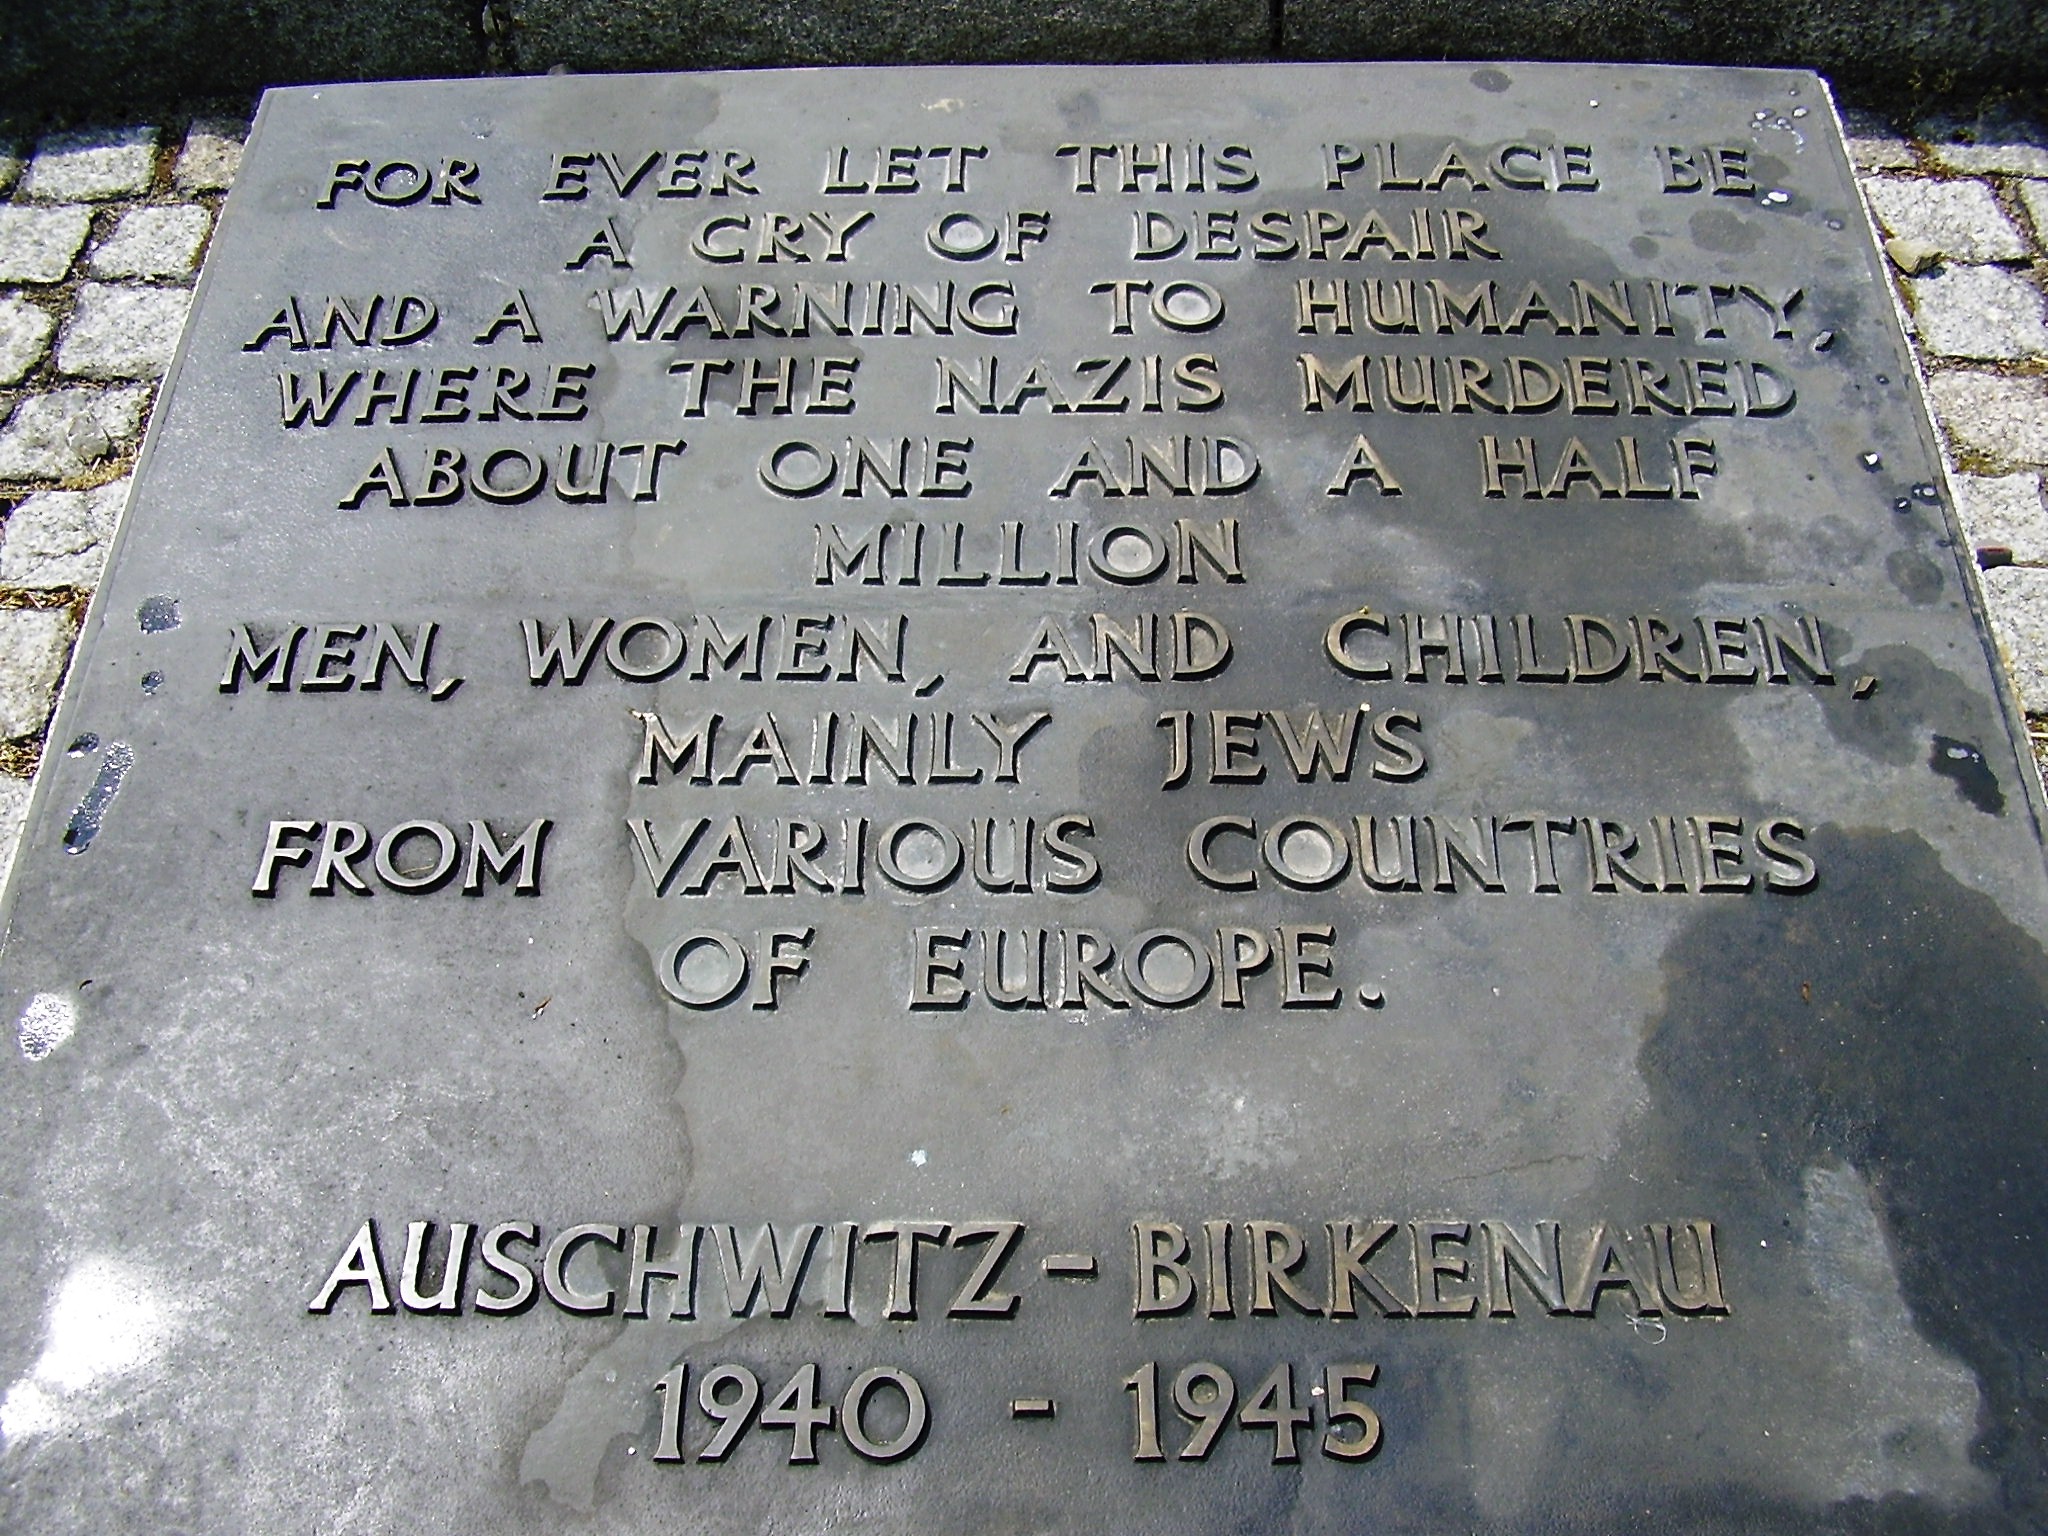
(15, 65), (2002, 1528)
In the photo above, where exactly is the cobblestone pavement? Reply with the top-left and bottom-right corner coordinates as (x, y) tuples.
(1, 103), (2047, 890)
(1840, 106), (2048, 783)
(0, 117), (239, 886)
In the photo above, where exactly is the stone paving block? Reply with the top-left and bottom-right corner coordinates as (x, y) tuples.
(1848, 136), (1918, 173)
(1841, 108), (1916, 171)
(1955, 472), (2048, 564)
(55, 285), (192, 381)
(173, 121), (244, 193)
(1861, 176), (2029, 264)
(0, 299), (55, 387)
(89, 206), (211, 280)
(0, 608), (76, 740)
(0, 207), (93, 284)
(2020, 181), (2048, 243)
(0, 478), (130, 589)
(20, 128), (158, 201)
(0, 150), (20, 197)
(1978, 565), (2048, 712)
(1907, 263), (2048, 361)
(0, 774), (31, 894)
(0, 386), (149, 480)
(1928, 371), (2048, 470)
(1920, 127), (2048, 179)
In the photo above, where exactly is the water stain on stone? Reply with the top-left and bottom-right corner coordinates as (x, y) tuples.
(1056, 91), (1101, 130)
(136, 596), (179, 633)
(1928, 734), (2003, 814)
(1885, 548), (1944, 604)
(1470, 67), (1512, 93)
(1815, 643), (1992, 770)
(1689, 207), (1760, 254)
(1629, 826), (2048, 1523)
(1749, 151), (1792, 189)
(63, 742), (133, 854)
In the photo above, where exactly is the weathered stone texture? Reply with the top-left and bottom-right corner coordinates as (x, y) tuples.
(1979, 565), (2048, 710)
(1907, 263), (2048, 360)
(0, 299), (56, 387)
(0, 609), (76, 740)
(1920, 128), (2048, 178)
(0, 774), (32, 893)
(0, 207), (93, 284)
(56, 285), (193, 380)
(2019, 180), (2048, 241)
(173, 121), (244, 192)
(0, 387), (150, 480)
(20, 128), (158, 201)
(1928, 371), (2048, 469)
(1955, 472), (2048, 563)
(1862, 176), (2029, 263)
(89, 207), (211, 280)
(0, 480), (132, 589)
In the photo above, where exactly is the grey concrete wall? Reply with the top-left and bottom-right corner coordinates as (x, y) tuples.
(0, 0), (2042, 120)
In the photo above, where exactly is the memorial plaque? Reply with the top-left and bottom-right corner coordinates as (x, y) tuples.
(3, 62), (2045, 1532)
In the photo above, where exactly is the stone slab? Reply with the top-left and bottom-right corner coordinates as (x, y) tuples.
(1, 64), (2047, 1536)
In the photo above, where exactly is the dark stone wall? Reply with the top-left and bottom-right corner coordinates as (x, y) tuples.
(0, 0), (485, 117)
(0, 0), (2040, 118)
